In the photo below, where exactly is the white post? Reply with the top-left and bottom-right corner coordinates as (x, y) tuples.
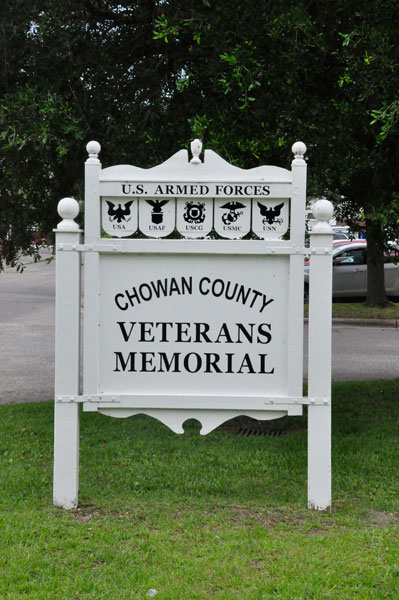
(287, 142), (307, 400)
(83, 142), (101, 398)
(53, 198), (82, 509)
(307, 199), (334, 511)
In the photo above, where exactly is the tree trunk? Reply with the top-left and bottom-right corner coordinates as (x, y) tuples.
(365, 218), (387, 306)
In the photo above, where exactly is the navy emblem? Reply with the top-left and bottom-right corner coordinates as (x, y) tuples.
(257, 201), (284, 225)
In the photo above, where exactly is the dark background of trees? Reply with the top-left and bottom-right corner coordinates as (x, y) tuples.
(1, 1), (398, 304)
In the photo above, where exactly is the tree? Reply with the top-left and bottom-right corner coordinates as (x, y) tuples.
(1, 1), (398, 307)
(152, 0), (399, 305)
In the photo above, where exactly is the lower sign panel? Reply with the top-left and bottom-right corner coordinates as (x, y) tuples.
(97, 253), (289, 400)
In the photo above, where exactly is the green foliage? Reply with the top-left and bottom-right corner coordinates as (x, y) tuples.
(1, 0), (399, 304)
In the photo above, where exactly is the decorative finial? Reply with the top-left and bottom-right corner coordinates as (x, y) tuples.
(86, 140), (101, 163)
(190, 139), (202, 164)
(57, 197), (80, 231)
(292, 141), (306, 159)
(311, 199), (334, 233)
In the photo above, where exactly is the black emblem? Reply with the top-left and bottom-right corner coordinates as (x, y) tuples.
(106, 200), (133, 223)
(183, 201), (206, 224)
(257, 202), (284, 225)
(220, 201), (246, 225)
(146, 199), (169, 224)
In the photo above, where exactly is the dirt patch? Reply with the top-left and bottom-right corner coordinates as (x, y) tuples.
(73, 507), (102, 522)
(366, 509), (399, 528)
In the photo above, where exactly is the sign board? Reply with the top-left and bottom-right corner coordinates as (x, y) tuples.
(54, 139), (333, 511)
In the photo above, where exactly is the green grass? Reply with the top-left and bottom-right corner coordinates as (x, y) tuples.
(305, 301), (399, 320)
(1, 380), (399, 598)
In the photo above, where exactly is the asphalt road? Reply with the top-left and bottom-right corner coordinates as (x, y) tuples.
(1, 256), (399, 404)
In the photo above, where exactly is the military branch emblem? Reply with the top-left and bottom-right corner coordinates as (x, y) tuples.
(176, 198), (212, 238)
(146, 199), (169, 224)
(101, 198), (138, 238)
(214, 198), (250, 239)
(106, 200), (133, 223)
(252, 200), (289, 239)
(257, 201), (284, 225)
(220, 201), (246, 225)
(139, 198), (175, 238)
(183, 201), (206, 224)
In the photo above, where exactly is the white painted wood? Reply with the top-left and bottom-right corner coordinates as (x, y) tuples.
(84, 142), (102, 244)
(83, 250), (100, 397)
(78, 394), (305, 411)
(214, 198), (250, 239)
(307, 218), (333, 511)
(99, 148), (291, 183)
(177, 197), (213, 238)
(290, 142), (307, 247)
(101, 197), (138, 237)
(53, 139), (334, 511)
(252, 198), (289, 239)
(286, 254), (305, 399)
(94, 408), (291, 435)
(97, 253), (288, 400)
(57, 393), (327, 406)
(99, 180), (292, 199)
(59, 239), (303, 255)
(53, 230), (81, 509)
(138, 197), (175, 238)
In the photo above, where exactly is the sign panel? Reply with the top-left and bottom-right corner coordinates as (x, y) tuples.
(214, 199), (251, 239)
(176, 198), (213, 238)
(101, 197), (138, 237)
(252, 199), (290, 239)
(98, 253), (289, 398)
(139, 198), (175, 238)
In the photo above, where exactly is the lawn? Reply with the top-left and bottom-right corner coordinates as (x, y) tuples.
(304, 301), (399, 321)
(1, 380), (399, 599)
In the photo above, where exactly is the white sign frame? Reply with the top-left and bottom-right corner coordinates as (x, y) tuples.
(54, 140), (333, 511)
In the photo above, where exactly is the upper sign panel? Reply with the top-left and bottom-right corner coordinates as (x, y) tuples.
(101, 197), (138, 237)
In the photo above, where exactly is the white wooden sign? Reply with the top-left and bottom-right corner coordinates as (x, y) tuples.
(54, 139), (333, 512)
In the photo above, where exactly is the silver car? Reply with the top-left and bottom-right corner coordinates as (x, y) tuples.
(304, 241), (399, 300)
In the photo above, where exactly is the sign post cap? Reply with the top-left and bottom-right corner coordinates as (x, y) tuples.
(57, 197), (80, 231)
(311, 199), (334, 233)
(291, 141), (307, 158)
(86, 140), (101, 162)
(190, 139), (203, 164)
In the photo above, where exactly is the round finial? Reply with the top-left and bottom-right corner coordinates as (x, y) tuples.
(292, 141), (306, 158)
(190, 139), (203, 164)
(57, 197), (80, 231)
(311, 199), (334, 233)
(86, 140), (101, 162)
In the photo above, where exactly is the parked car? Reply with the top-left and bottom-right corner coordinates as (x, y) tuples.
(333, 231), (349, 240)
(304, 240), (399, 300)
